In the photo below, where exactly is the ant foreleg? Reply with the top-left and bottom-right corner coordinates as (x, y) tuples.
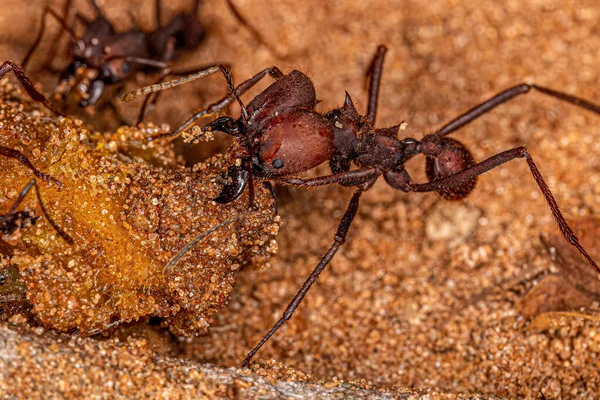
(0, 61), (63, 116)
(365, 45), (388, 126)
(437, 84), (600, 137)
(408, 146), (599, 274)
(242, 188), (365, 367)
(0, 146), (61, 187)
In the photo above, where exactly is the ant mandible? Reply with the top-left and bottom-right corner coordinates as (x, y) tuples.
(124, 45), (600, 367)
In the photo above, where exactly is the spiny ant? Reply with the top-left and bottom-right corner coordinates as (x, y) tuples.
(21, 0), (272, 123)
(125, 44), (600, 367)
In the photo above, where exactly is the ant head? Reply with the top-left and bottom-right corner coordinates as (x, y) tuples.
(100, 59), (133, 84)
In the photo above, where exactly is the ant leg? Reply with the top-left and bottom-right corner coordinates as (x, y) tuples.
(6, 179), (36, 215)
(155, 0), (163, 27)
(408, 147), (599, 274)
(140, 66), (284, 140)
(242, 188), (365, 367)
(3, 179), (73, 244)
(365, 45), (387, 126)
(0, 146), (61, 187)
(272, 168), (381, 188)
(137, 63), (232, 124)
(192, 0), (203, 16)
(0, 61), (63, 116)
(88, 0), (106, 19)
(437, 84), (600, 137)
(22, 5), (73, 69)
(224, 0), (283, 57)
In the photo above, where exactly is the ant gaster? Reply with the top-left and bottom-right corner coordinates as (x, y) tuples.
(130, 44), (600, 367)
(22, 0), (269, 122)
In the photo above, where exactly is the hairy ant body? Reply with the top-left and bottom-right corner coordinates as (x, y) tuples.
(125, 44), (600, 367)
(22, 0), (264, 122)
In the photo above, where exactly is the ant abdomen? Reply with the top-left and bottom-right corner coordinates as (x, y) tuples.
(421, 135), (477, 200)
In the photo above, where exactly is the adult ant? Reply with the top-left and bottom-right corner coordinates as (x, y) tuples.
(125, 44), (600, 366)
(22, 0), (268, 123)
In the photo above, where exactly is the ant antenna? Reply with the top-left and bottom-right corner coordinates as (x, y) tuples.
(121, 65), (221, 102)
(219, 65), (249, 121)
(164, 211), (252, 273)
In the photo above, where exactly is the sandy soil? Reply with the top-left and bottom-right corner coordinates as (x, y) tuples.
(1, 0), (600, 398)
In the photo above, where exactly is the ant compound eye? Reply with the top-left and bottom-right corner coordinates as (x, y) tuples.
(272, 158), (284, 169)
(121, 62), (131, 74)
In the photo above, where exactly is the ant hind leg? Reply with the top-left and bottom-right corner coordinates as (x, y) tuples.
(409, 146), (599, 274)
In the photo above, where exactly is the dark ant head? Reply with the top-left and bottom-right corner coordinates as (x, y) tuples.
(100, 59), (132, 83)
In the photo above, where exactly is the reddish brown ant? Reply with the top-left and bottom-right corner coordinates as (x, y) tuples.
(21, 0), (269, 123)
(125, 44), (600, 367)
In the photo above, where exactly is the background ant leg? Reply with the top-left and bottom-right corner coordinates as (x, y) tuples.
(2, 179), (73, 244)
(22, 3), (74, 69)
(224, 0), (284, 58)
(242, 188), (365, 367)
(408, 146), (599, 274)
(0, 61), (63, 116)
(88, 0), (107, 19)
(0, 147), (61, 187)
(365, 45), (387, 126)
(437, 84), (600, 137)
(141, 66), (284, 140)
(155, 0), (163, 28)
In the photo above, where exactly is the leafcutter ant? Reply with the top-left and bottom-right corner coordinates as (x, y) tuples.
(128, 44), (600, 367)
(21, 0), (271, 123)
